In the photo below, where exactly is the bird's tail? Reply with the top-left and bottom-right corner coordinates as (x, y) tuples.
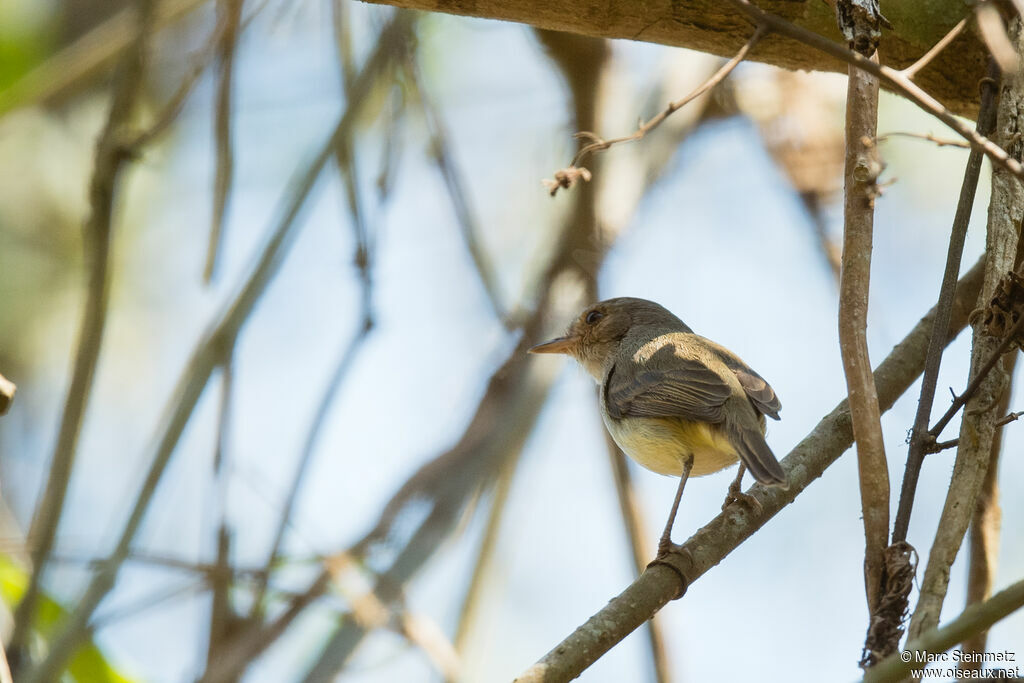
(727, 422), (787, 486)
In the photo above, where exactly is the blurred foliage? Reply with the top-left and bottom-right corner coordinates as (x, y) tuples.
(0, 555), (136, 682)
(0, 2), (54, 92)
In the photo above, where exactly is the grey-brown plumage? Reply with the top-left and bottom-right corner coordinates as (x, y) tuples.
(530, 297), (786, 486)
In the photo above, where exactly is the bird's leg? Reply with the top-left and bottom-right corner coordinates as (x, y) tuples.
(656, 453), (694, 559)
(721, 464), (762, 512)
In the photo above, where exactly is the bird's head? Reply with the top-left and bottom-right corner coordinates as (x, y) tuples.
(529, 297), (688, 379)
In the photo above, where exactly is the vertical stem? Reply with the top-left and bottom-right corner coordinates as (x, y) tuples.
(960, 356), (1014, 669)
(839, 56), (889, 613)
(9, 0), (157, 668)
(892, 62), (1001, 545)
(909, 19), (1024, 640)
(603, 432), (672, 683)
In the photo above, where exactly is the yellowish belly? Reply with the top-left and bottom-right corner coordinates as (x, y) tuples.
(603, 414), (738, 477)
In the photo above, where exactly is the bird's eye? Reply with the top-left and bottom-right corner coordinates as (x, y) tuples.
(585, 310), (603, 325)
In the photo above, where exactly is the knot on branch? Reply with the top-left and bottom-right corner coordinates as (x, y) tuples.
(833, 0), (891, 56)
(860, 541), (917, 668)
(543, 166), (591, 197)
(975, 269), (1024, 348)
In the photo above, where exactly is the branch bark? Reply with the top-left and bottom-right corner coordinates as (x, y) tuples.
(361, 0), (983, 117)
(9, 0), (158, 669)
(839, 52), (889, 613)
(908, 18), (1024, 641)
(515, 257), (986, 683)
(863, 576), (1024, 683)
(960, 356), (1013, 669)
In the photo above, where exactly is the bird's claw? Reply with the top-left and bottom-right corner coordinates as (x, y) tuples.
(721, 486), (762, 513)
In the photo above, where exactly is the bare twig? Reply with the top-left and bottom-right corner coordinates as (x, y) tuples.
(926, 313), (1024, 442)
(863, 576), (1024, 683)
(960, 356), (1014, 670)
(876, 131), (970, 149)
(891, 61), (1001, 546)
(514, 259), (987, 683)
(902, 17), (969, 79)
(9, 0), (159, 670)
(405, 58), (509, 325)
(561, 25), (766, 171)
(0, 372), (14, 416)
(909, 22), (1024, 639)
(931, 408), (1024, 452)
(839, 50), (889, 612)
(20, 16), (415, 683)
(603, 432), (672, 683)
(724, 0), (1024, 182)
(298, 29), (614, 681)
(451, 458), (517, 664)
(204, 0), (245, 283)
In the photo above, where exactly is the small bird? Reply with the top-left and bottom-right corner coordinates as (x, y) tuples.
(529, 297), (787, 557)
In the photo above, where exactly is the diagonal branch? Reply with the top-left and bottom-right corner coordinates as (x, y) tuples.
(19, 15), (414, 683)
(565, 25), (766, 170)
(723, 0), (1024, 182)
(204, 0), (245, 283)
(863, 576), (1024, 682)
(9, 0), (159, 669)
(514, 257), (986, 683)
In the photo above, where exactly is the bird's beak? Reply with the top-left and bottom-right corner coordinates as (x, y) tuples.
(528, 335), (577, 355)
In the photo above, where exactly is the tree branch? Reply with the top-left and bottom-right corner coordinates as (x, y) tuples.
(960, 355), (1014, 669)
(839, 49), (889, 613)
(514, 257), (986, 683)
(908, 19), (1024, 639)
(863, 576), (1024, 683)
(891, 60), (1001, 545)
(9, 0), (159, 669)
(19, 15), (415, 683)
(360, 0), (985, 117)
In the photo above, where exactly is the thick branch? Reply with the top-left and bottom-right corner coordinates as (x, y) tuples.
(515, 258), (985, 683)
(361, 0), (984, 117)
(839, 55), (888, 613)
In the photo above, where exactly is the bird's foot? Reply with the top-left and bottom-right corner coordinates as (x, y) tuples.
(721, 484), (762, 513)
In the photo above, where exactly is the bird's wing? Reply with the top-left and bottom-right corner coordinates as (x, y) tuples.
(603, 349), (732, 423)
(702, 339), (782, 420)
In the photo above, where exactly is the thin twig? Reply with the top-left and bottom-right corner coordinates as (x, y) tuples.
(9, 0), (159, 670)
(298, 29), (615, 681)
(603, 432), (672, 683)
(246, 0), (380, 624)
(451, 458), (517, 668)
(562, 25), (767, 170)
(891, 61), (1001, 545)
(204, 0), (244, 283)
(405, 58), (510, 326)
(930, 408), (1024, 452)
(514, 259), (987, 683)
(926, 313), (1024, 441)
(902, 17), (969, 79)
(839, 51), (889, 613)
(20, 16), (415, 683)
(863, 576), (1024, 683)
(724, 0), (1024, 182)
(876, 131), (970, 149)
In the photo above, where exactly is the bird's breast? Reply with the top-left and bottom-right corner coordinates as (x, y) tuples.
(603, 414), (739, 477)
